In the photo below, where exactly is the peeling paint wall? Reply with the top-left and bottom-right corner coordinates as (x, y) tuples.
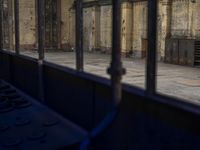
(4, 0), (200, 60)
(60, 0), (75, 50)
(121, 2), (133, 55)
(171, 0), (200, 38)
(171, 0), (189, 37)
(100, 5), (112, 53)
(83, 6), (97, 51)
(132, 1), (148, 58)
(194, 0), (200, 37)
(19, 0), (36, 49)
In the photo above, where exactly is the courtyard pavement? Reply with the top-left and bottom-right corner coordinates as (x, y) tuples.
(21, 51), (200, 105)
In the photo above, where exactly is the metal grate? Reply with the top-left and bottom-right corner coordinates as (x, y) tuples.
(194, 40), (200, 66)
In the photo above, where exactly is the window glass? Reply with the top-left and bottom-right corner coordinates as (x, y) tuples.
(19, 0), (38, 58)
(2, 0), (14, 52)
(121, 1), (147, 89)
(156, 0), (200, 104)
(83, 2), (112, 78)
(44, 0), (76, 69)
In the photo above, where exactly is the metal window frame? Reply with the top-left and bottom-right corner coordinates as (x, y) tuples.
(146, 0), (157, 95)
(2, 0), (200, 112)
(37, 0), (45, 102)
(75, 0), (84, 72)
(14, 0), (20, 54)
(0, 0), (3, 51)
(108, 0), (125, 105)
(37, 0), (45, 60)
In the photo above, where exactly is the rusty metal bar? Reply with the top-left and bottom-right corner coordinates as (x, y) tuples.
(146, 0), (157, 94)
(14, 0), (20, 54)
(37, 0), (45, 102)
(75, 0), (84, 72)
(0, 0), (3, 51)
(107, 0), (125, 106)
(37, 0), (45, 60)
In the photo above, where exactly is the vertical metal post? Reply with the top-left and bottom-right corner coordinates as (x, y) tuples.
(75, 0), (84, 71)
(14, 0), (20, 54)
(146, 0), (157, 94)
(0, 0), (3, 51)
(37, 0), (45, 102)
(38, 0), (45, 60)
(108, 0), (125, 106)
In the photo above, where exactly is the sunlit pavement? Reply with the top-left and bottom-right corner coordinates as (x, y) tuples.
(21, 51), (200, 105)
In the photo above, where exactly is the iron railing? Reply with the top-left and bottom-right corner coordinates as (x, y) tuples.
(0, 0), (159, 106)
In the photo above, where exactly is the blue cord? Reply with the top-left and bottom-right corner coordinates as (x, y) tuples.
(79, 110), (117, 150)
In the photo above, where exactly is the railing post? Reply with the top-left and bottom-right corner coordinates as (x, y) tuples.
(37, 0), (45, 60)
(75, 0), (84, 72)
(14, 0), (20, 54)
(146, 0), (157, 95)
(108, 0), (125, 106)
(37, 0), (45, 102)
(0, 0), (3, 51)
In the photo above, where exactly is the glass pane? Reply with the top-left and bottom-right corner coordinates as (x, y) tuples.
(19, 0), (38, 58)
(44, 0), (76, 69)
(156, 1), (200, 105)
(83, 2), (111, 78)
(121, 1), (147, 89)
(2, 0), (14, 52)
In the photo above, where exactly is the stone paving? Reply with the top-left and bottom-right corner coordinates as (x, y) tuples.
(21, 51), (200, 105)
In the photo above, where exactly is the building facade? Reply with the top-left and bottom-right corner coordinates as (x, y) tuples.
(2, 0), (200, 62)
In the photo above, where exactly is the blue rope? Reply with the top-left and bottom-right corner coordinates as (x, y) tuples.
(79, 110), (117, 150)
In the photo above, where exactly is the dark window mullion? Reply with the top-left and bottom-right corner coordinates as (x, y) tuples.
(37, 0), (45, 60)
(108, 0), (125, 106)
(14, 0), (20, 54)
(0, 0), (3, 51)
(37, 0), (45, 102)
(146, 0), (157, 95)
(75, 0), (84, 72)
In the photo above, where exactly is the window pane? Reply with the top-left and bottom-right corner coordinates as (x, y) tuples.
(2, 0), (14, 52)
(83, 2), (112, 78)
(156, 0), (200, 104)
(121, 1), (147, 89)
(44, 0), (76, 69)
(19, 0), (38, 58)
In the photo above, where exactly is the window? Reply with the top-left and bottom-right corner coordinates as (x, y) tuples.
(156, 0), (200, 105)
(1, 0), (199, 106)
(44, 0), (76, 69)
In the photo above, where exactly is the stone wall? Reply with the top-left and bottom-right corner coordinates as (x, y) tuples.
(121, 2), (133, 55)
(171, 0), (200, 38)
(60, 0), (75, 50)
(132, 1), (148, 58)
(99, 5), (112, 53)
(3, 0), (200, 60)
(19, 0), (36, 50)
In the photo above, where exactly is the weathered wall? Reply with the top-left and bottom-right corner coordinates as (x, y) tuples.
(171, 0), (200, 39)
(157, 0), (172, 60)
(100, 5), (112, 53)
(132, 1), (148, 58)
(60, 0), (75, 50)
(194, 0), (200, 37)
(3, 0), (14, 50)
(3, 0), (200, 60)
(121, 2), (133, 55)
(83, 6), (100, 52)
(171, 0), (189, 37)
(19, 0), (36, 49)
